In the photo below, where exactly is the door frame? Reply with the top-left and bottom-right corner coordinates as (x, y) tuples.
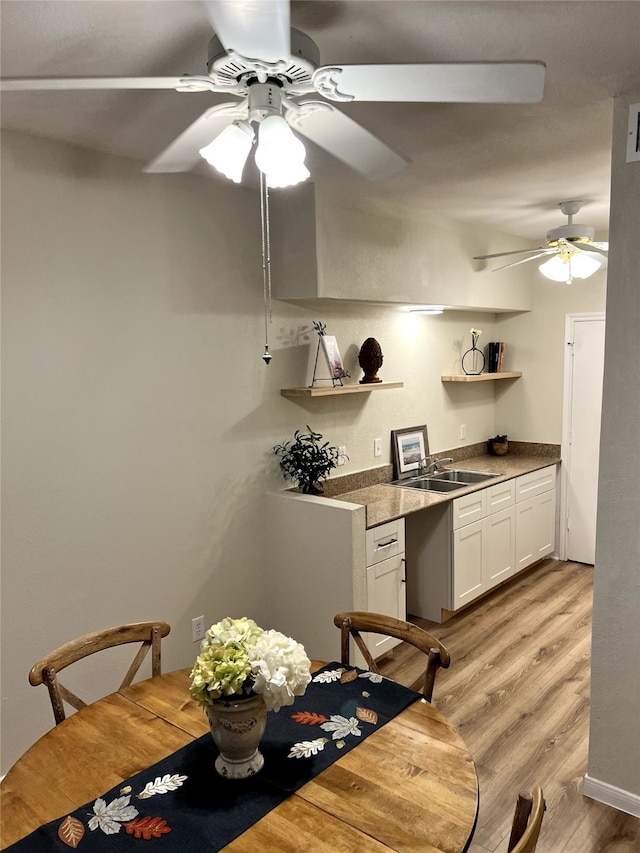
(559, 312), (606, 560)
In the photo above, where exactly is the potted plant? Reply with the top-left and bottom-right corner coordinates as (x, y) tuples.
(273, 426), (345, 495)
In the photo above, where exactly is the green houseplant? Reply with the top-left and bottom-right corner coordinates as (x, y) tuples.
(273, 426), (345, 495)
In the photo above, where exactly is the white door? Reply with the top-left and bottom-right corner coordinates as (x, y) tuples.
(562, 314), (606, 564)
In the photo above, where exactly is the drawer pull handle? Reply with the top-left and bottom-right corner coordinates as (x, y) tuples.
(376, 538), (398, 549)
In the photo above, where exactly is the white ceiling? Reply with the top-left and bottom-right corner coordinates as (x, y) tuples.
(1, 1), (639, 240)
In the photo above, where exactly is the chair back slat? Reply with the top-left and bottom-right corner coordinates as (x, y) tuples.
(30, 621), (170, 726)
(508, 788), (545, 853)
(334, 611), (450, 702)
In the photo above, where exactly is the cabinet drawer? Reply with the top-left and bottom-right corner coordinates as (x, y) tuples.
(516, 465), (556, 501)
(366, 519), (405, 566)
(487, 479), (516, 513)
(453, 489), (487, 530)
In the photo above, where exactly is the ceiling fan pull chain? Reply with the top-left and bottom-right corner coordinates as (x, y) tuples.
(260, 171), (273, 365)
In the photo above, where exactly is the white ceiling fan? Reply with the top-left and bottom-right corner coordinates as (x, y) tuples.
(0, 0), (546, 187)
(474, 201), (609, 284)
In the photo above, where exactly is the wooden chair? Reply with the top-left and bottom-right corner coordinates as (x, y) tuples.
(507, 787), (546, 853)
(333, 611), (450, 702)
(29, 620), (171, 725)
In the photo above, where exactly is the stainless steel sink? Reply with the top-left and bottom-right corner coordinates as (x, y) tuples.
(391, 477), (466, 493)
(432, 469), (500, 484)
(386, 468), (500, 493)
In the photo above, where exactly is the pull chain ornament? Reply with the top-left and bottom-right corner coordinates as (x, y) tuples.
(260, 171), (273, 365)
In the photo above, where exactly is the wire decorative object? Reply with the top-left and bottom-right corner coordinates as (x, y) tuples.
(309, 321), (350, 388)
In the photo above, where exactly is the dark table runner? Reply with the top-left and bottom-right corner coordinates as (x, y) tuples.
(6, 663), (420, 851)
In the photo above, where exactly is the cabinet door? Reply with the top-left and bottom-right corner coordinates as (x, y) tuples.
(515, 497), (536, 571)
(483, 507), (516, 589)
(452, 521), (484, 609)
(533, 489), (556, 561)
(515, 491), (556, 572)
(366, 553), (407, 659)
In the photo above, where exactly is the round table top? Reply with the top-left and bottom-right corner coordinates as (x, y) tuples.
(1, 666), (478, 852)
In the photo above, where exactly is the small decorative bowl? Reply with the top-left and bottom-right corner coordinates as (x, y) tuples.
(488, 439), (509, 456)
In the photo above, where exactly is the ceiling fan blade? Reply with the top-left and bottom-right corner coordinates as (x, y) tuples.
(474, 246), (547, 260)
(203, 0), (290, 62)
(313, 62), (545, 104)
(144, 102), (248, 173)
(490, 250), (556, 272)
(0, 76), (223, 92)
(572, 241), (609, 254)
(286, 101), (409, 180)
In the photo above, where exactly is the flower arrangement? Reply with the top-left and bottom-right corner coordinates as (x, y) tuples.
(189, 617), (311, 713)
(470, 328), (482, 349)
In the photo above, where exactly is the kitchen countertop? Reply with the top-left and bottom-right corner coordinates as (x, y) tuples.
(331, 452), (561, 528)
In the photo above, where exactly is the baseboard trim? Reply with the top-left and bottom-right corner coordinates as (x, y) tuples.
(583, 774), (640, 817)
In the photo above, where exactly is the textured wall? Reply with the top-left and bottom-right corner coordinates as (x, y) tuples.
(587, 91), (640, 802)
(0, 123), (614, 777)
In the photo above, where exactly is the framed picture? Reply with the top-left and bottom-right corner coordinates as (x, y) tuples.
(391, 425), (430, 480)
(320, 335), (347, 379)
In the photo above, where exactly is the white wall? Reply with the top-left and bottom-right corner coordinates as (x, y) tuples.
(586, 91), (640, 808)
(495, 264), (607, 442)
(0, 126), (608, 775)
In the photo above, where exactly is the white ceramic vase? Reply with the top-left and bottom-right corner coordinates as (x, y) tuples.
(206, 693), (268, 779)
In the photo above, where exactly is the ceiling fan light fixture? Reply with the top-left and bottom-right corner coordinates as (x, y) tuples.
(539, 251), (602, 284)
(199, 120), (255, 183)
(254, 115), (309, 188)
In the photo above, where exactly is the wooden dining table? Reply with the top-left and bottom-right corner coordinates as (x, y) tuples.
(1, 664), (478, 853)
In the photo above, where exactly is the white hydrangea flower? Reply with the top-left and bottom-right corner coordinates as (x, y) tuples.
(248, 629), (312, 712)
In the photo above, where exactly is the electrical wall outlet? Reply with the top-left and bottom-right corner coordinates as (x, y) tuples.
(374, 437), (382, 457)
(460, 424), (467, 440)
(337, 446), (346, 466)
(191, 615), (205, 643)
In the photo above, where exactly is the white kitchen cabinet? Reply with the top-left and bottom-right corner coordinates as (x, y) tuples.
(514, 465), (556, 572)
(365, 519), (406, 659)
(515, 489), (556, 571)
(407, 468), (556, 622)
(452, 520), (484, 608)
(451, 479), (516, 609)
(483, 506), (516, 589)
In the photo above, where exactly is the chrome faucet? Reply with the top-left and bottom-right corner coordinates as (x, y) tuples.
(420, 456), (454, 476)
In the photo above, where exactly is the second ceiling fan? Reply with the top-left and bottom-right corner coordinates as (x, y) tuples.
(474, 201), (608, 284)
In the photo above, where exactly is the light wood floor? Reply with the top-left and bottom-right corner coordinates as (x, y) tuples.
(377, 559), (640, 853)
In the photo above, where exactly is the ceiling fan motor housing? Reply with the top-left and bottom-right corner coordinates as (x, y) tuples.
(207, 29), (320, 92)
(546, 223), (595, 244)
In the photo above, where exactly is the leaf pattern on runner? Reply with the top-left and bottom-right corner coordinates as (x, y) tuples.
(358, 671), (384, 683)
(288, 738), (328, 759)
(356, 707), (378, 725)
(290, 710), (328, 725)
(137, 774), (188, 799)
(320, 715), (362, 740)
(340, 669), (358, 684)
(88, 795), (139, 835)
(57, 815), (84, 848)
(312, 668), (343, 683)
(124, 816), (172, 839)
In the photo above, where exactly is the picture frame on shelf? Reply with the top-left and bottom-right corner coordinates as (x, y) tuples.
(320, 335), (347, 380)
(391, 425), (430, 480)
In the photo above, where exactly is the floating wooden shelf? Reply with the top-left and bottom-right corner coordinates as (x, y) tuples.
(281, 381), (404, 398)
(441, 371), (522, 383)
